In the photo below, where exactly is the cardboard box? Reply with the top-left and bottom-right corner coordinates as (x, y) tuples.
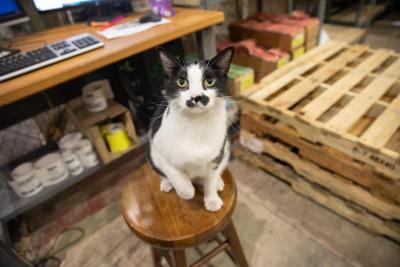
(252, 12), (320, 44)
(218, 39), (290, 82)
(291, 46), (305, 60)
(229, 20), (305, 51)
(67, 98), (138, 164)
(234, 50), (289, 82)
(227, 64), (254, 96)
(306, 38), (318, 51)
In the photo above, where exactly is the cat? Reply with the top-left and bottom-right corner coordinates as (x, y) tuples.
(149, 47), (235, 212)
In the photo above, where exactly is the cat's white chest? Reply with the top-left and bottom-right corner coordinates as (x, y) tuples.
(152, 102), (227, 167)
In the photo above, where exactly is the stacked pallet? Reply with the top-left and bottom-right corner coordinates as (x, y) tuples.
(236, 41), (400, 242)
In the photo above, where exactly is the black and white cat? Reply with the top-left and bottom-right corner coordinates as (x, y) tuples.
(149, 47), (235, 212)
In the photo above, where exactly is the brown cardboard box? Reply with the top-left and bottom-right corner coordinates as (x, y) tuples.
(218, 39), (290, 82)
(306, 38), (318, 51)
(227, 63), (254, 96)
(233, 50), (289, 82)
(251, 12), (320, 45)
(229, 21), (305, 51)
(290, 46), (305, 60)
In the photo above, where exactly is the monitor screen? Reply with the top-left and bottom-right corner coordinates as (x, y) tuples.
(0, 0), (29, 27)
(0, 0), (20, 16)
(32, 0), (104, 12)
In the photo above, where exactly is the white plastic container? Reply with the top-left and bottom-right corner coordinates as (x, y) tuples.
(58, 132), (82, 152)
(35, 153), (69, 186)
(76, 139), (99, 168)
(62, 150), (84, 176)
(9, 162), (43, 198)
(82, 84), (108, 112)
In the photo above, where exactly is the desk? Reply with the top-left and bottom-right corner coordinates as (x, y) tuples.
(0, 8), (224, 106)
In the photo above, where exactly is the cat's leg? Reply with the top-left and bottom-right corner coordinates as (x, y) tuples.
(217, 177), (224, 192)
(160, 177), (173, 192)
(151, 150), (195, 200)
(204, 141), (230, 211)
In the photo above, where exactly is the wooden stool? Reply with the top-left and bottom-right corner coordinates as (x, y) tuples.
(121, 164), (248, 267)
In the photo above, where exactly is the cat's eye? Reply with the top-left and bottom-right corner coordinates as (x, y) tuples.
(176, 78), (188, 88)
(204, 77), (216, 87)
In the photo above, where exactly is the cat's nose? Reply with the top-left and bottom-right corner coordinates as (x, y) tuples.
(192, 96), (202, 103)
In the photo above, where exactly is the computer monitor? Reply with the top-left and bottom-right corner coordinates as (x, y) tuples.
(0, 0), (29, 27)
(32, 0), (122, 13)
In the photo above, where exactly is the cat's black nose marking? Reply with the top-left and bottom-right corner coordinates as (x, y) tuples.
(187, 95), (210, 107)
(200, 95), (210, 106)
(193, 96), (202, 103)
(186, 99), (196, 108)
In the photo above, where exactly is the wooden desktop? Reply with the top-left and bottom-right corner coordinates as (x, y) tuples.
(0, 8), (224, 106)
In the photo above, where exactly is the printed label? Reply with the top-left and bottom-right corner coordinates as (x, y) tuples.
(292, 33), (305, 48)
(352, 147), (397, 170)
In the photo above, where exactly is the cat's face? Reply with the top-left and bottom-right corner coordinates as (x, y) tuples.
(158, 47), (235, 114)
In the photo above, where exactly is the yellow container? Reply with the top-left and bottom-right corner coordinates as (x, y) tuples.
(103, 123), (131, 153)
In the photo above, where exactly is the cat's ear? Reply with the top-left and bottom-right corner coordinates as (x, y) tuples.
(157, 47), (182, 77)
(209, 47), (235, 75)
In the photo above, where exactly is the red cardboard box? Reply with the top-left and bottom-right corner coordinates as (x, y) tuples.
(229, 19), (305, 51)
(252, 11), (320, 50)
(218, 39), (290, 82)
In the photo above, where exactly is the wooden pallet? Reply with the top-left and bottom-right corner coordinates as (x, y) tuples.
(242, 41), (400, 180)
(234, 145), (400, 243)
(240, 111), (400, 205)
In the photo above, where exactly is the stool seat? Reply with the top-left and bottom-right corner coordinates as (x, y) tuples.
(121, 163), (237, 249)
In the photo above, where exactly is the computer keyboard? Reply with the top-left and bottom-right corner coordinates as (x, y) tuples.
(0, 33), (104, 82)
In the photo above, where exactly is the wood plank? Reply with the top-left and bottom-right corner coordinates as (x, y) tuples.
(355, 49), (392, 72)
(234, 147), (400, 242)
(249, 42), (346, 101)
(325, 75), (396, 133)
(299, 71), (367, 120)
(0, 8), (224, 106)
(242, 42), (341, 98)
(240, 111), (400, 204)
(360, 95), (400, 148)
(382, 57), (400, 79)
(240, 130), (400, 220)
(292, 177), (400, 243)
(241, 98), (400, 180)
(270, 46), (366, 109)
(300, 48), (389, 121)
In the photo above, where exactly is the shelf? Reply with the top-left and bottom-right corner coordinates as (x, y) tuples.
(323, 24), (366, 44)
(328, 3), (387, 27)
(0, 164), (102, 221)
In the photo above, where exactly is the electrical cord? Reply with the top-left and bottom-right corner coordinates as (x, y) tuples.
(31, 227), (85, 267)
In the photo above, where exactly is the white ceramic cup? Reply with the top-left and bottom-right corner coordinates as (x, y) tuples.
(35, 153), (69, 186)
(58, 132), (82, 152)
(76, 139), (99, 168)
(82, 84), (108, 112)
(9, 162), (43, 198)
(62, 150), (84, 176)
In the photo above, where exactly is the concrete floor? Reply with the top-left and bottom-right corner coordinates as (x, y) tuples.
(46, 160), (400, 267)
(365, 12), (400, 52)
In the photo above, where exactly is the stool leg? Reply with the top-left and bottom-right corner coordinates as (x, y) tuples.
(223, 220), (249, 267)
(151, 247), (163, 267)
(172, 249), (187, 267)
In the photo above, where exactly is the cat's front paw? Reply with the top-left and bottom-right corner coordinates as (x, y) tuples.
(217, 177), (224, 192)
(160, 178), (173, 192)
(176, 183), (195, 200)
(204, 196), (223, 212)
